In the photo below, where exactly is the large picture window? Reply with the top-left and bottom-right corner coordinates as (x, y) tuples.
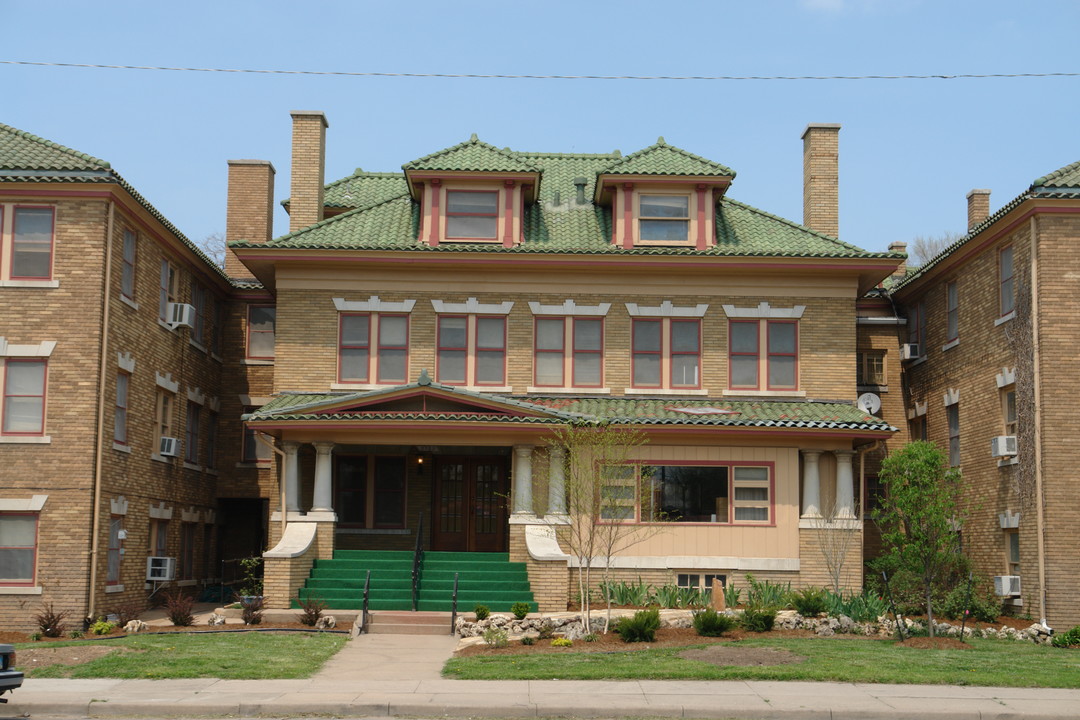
(601, 463), (772, 524)
(335, 455), (407, 528)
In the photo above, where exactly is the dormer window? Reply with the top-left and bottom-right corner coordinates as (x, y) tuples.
(639, 194), (690, 242)
(446, 191), (498, 240)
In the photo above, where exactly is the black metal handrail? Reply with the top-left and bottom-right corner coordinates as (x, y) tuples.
(361, 569), (371, 634)
(450, 572), (460, 635)
(411, 511), (424, 612)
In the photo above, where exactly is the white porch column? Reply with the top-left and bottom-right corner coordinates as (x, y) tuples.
(512, 445), (535, 516)
(282, 442), (301, 512)
(800, 450), (822, 518)
(547, 446), (567, 516)
(311, 442), (335, 512)
(834, 450), (856, 519)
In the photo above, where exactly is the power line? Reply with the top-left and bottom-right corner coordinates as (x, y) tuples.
(2, 59), (1077, 82)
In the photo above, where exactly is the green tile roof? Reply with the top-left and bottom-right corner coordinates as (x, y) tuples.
(402, 134), (540, 173)
(283, 170), (409, 210)
(599, 137), (735, 177)
(1032, 160), (1080, 190)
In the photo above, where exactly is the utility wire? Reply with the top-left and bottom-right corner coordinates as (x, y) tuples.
(2, 60), (1077, 81)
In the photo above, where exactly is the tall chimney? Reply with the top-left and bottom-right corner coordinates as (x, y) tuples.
(801, 123), (841, 237)
(289, 110), (329, 232)
(225, 159), (275, 279)
(966, 188), (991, 231)
(888, 240), (908, 281)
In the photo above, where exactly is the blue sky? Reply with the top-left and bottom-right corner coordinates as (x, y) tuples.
(4, 0), (1079, 253)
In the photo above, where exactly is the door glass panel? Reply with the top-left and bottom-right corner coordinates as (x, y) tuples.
(439, 463), (464, 533)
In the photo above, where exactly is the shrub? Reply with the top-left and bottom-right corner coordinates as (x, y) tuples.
(551, 637), (572, 647)
(739, 606), (777, 633)
(724, 583), (743, 608)
(744, 574), (792, 609)
(582, 633), (598, 642)
(482, 627), (509, 648)
(237, 555), (264, 597)
(601, 578), (651, 606)
(792, 587), (829, 617)
(1051, 625), (1080, 649)
(521, 635), (535, 646)
(692, 608), (736, 637)
(473, 604), (490, 621)
(650, 584), (709, 609)
(34, 603), (67, 638)
(940, 583), (1002, 623)
(615, 608), (661, 643)
(29, 632), (42, 642)
(89, 620), (116, 636)
(240, 595), (264, 625)
(108, 600), (144, 628)
(69, 629), (84, 639)
(510, 602), (531, 620)
(537, 619), (555, 639)
(295, 595), (326, 627)
(163, 590), (195, 626)
(825, 588), (889, 623)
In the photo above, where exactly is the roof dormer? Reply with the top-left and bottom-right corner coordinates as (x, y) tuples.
(403, 135), (541, 247)
(595, 138), (735, 250)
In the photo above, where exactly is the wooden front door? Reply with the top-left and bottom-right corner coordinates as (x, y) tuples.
(432, 456), (508, 552)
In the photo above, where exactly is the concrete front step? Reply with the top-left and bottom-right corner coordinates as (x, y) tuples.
(366, 610), (453, 636)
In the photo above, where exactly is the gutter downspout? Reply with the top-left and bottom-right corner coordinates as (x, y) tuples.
(254, 432), (287, 542)
(1029, 215), (1049, 629)
(87, 199), (116, 623)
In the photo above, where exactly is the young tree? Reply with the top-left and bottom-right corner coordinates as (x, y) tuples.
(876, 441), (964, 636)
(548, 420), (665, 633)
(810, 497), (861, 594)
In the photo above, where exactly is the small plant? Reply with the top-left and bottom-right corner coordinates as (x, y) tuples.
(241, 595), (264, 625)
(510, 602), (531, 620)
(651, 583), (707, 609)
(473, 604), (490, 620)
(482, 627), (509, 648)
(1051, 625), (1080, 649)
(825, 588), (890, 623)
(521, 635), (536, 646)
(940, 583), (1002, 624)
(537, 619), (555, 639)
(29, 632), (42, 641)
(744, 574), (792, 609)
(108, 600), (144, 628)
(551, 637), (573, 647)
(582, 632), (598, 642)
(739, 606), (777, 633)
(163, 589), (195, 626)
(615, 608), (661, 643)
(34, 603), (68, 638)
(237, 555), (264, 597)
(295, 595), (327, 627)
(89, 619), (116, 636)
(692, 608), (736, 637)
(600, 578), (652, 606)
(724, 583), (743, 608)
(792, 586), (829, 617)
(69, 629), (85, 639)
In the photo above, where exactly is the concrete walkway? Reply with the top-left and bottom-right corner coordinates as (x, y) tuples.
(8, 631), (1080, 719)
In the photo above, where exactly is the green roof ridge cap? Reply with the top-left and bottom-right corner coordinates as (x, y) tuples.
(402, 135), (539, 172)
(600, 139), (736, 178)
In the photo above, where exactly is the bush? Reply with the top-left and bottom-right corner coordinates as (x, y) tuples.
(792, 587), (829, 617)
(537, 619), (555, 639)
(825, 589), (889, 623)
(600, 578), (651, 606)
(510, 602), (531, 620)
(692, 608), (736, 637)
(163, 590), (195, 626)
(1051, 625), (1080, 649)
(473, 604), (490, 621)
(34, 603), (67, 638)
(482, 627), (509, 648)
(739, 606), (777, 633)
(940, 583), (1002, 623)
(551, 637), (572, 647)
(89, 619), (116, 635)
(651, 584), (709, 609)
(295, 595), (326, 627)
(241, 595), (264, 625)
(724, 584), (742, 608)
(521, 635), (535, 646)
(615, 608), (661, 643)
(69, 629), (84, 639)
(744, 574), (792, 609)
(108, 600), (144, 628)
(582, 633), (598, 642)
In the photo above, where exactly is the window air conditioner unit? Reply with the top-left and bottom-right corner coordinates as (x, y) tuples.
(146, 556), (177, 581)
(168, 302), (196, 329)
(993, 575), (1021, 597)
(159, 436), (180, 457)
(991, 435), (1018, 458)
(900, 343), (920, 361)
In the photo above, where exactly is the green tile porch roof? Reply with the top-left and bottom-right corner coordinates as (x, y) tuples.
(246, 387), (894, 432)
(894, 159), (1080, 292)
(402, 134), (540, 173)
(598, 137), (736, 178)
(0, 122), (233, 284)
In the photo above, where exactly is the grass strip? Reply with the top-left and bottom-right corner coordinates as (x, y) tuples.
(443, 637), (1080, 688)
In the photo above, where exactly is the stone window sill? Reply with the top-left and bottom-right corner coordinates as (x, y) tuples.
(105, 584), (125, 594)
(942, 338), (960, 352)
(183, 461), (202, 471)
(0, 436), (51, 444)
(627, 388), (710, 396)
(150, 453), (174, 464)
(242, 359), (275, 366)
(526, 387), (611, 394)
(113, 442), (132, 454)
(119, 295), (139, 310)
(0, 586), (42, 595)
(0, 280), (59, 288)
(995, 311), (1016, 327)
(998, 457), (1019, 467)
(722, 389), (806, 398)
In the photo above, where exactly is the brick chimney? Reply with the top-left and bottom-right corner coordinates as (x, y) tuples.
(888, 240), (908, 281)
(289, 110), (329, 233)
(966, 188), (991, 232)
(801, 123), (841, 238)
(225, 159), (275, 279)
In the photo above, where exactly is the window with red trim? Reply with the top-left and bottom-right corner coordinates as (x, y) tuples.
(670, 320), (700, 388)
(436, 315), (505, 386)
(999, 246), (1015, 317)
(633, 318), (699, 389)
(437, 316), (467, 384)
(121, 229), (136, 300)
(534, 318), (565, 386)
(475, 316), (506, 385)
(376, 315), (408, 383)
(602, 464), (772, 525)
(766, 321), (797, 390)
(728, 320), (799, 391)
(0, 512), (38, 585)
(572, 318), (603, 387)
(114, 371), (129, 445)
(729, 320), (759, 388)
(446, 191), (498, 239)
(339, 313), (371, 382)
(12, 207), (54, 280)
(632, 319), (662, 387)
(246, 305), (276, 359)
(2, 359), (47, 435)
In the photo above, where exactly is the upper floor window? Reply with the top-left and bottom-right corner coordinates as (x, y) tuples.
(0, 512), (38, 585)
(114, 371), (130, 445)
(638, 194), (689, 242)
(191, 283), (209, 347)
(155, 388), (174, 453)
(11, 207), (54, 280)
(729, 320), (798, 391)
(246, 305), (276, 360)
(999, 246), (1015, 317)
(857, 350), (886, 387)
(907, 302), (926, 353)
(534, 317), (603, 388)
(632, 319), (700, 389)
(121, 229), (136, 300)
(1001, 385), (1017, 436)
(947, 403), (960, 467)
(437, 315), (506, 386)
(337, 313), (409, 384)
(945, 281), (959, 343)
(241, 407), (270, 464)
(158, 260), (177, 322)
(206, 411), (218, 470)
(446, 191), (498, 240)
(2, 359), (47, 436)
(184, 401), (200, 465)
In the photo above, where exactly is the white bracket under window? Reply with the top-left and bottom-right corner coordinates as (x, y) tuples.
(333, 296), (416, 313)
(625, 300), (708, 317)
(996, 368), (1016, 388)
(529, 300), (611, 316)
(944, 389), (960, 407)
(722, 302), (805, 319)
(430, 298), (514, 315)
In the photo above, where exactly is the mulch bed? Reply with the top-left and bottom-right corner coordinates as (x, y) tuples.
(0, 621), (331, 645)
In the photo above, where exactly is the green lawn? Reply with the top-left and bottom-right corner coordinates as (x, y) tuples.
(20, 631), (348, 679)
(443, 637), (1080, 688)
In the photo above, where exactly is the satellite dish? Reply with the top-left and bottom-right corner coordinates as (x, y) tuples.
(857, 393), (882, 415)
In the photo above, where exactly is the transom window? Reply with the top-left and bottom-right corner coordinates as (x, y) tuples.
(446, 191), (498, 239)
(534, 317), (603, 387)
(601, 464), (772, 524)
(632, 318), (700, 389)
(638, 194), (690, 242)
(729, 320), (798, 391)
(437, 315), (506, 386)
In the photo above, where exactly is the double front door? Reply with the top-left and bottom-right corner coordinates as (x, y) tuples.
(432, 456), (508, 552)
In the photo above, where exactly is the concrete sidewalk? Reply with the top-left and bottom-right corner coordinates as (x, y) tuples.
(8, 632), (1080, 719)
